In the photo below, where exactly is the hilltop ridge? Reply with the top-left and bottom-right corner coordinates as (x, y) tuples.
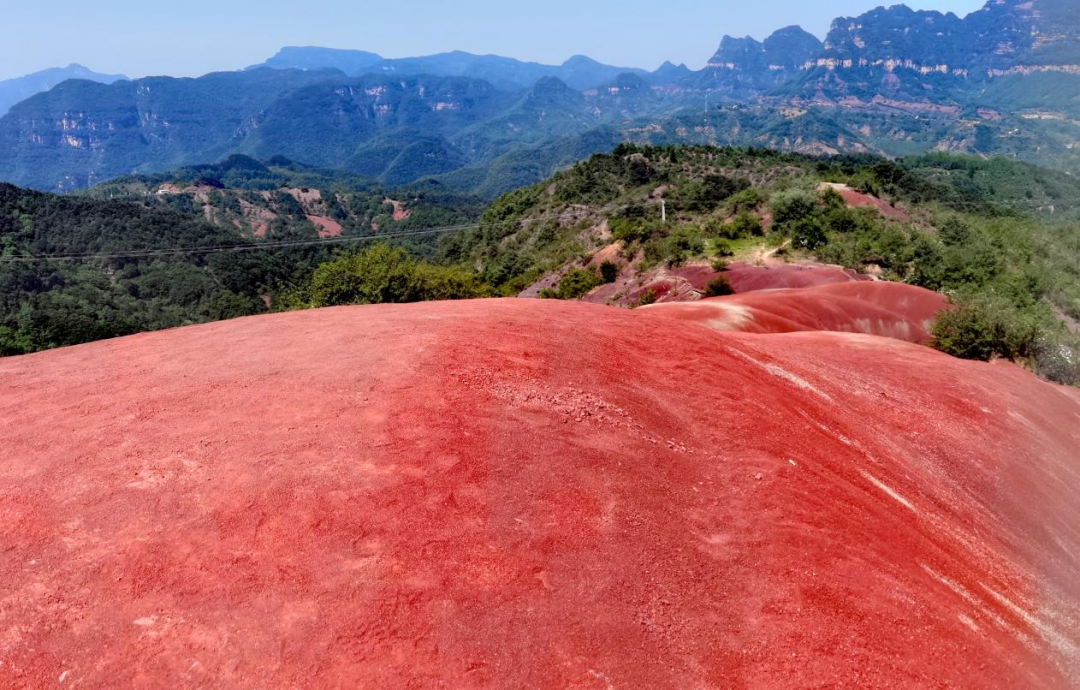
(1, 297), (1078, 686)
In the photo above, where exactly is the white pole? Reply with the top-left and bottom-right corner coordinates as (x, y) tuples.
(661, 199), (667, 223)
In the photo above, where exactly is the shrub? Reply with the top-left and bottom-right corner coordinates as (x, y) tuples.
(308, 244), (490, 307)
(643, 225), (705, 267)
(609, 217), (655, 245)
(726, 187), (765, 215)
(930, 295), (1041, 362)
(820, 186), (846, 210)
(938, 217), (973, 246)
(791, 217), (827, 251)
(704, 275), (734, 297)
(670, 174), (750, 212)
(541, 267), (602, 300)
(599, 260), (619, 284)
(714, 241), (735, 258)
(730, 212), (764, 238)
(821, 206), (864, 235)
(638, 289), (657, 306)
(769, 189), (818, 225)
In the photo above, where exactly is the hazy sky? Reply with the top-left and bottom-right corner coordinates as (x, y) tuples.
(0, 0), (987, 81)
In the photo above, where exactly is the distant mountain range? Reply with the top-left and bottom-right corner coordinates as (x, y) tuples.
(0, 0), (1077, 195)
(0, 64), (126, 117)
(250, 47), (663, 92)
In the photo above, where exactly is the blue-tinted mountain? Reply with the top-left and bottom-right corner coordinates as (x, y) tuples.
(690, 26), (823, 98)
(3, 0), (1080, 195)
(259, 47), (383, 74)
(0, 66), (686, 192)
(0, 68), (341, 190)
(0, 64), (127, 117)
(249, 48), (656, 91)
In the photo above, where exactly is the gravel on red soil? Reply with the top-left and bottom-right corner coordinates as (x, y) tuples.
(1, 299), (1078, 687)
(642, 281), (947, 343)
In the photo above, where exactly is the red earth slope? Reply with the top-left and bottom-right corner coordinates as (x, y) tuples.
(1, 300), (1078, 687)
(642, 281), (947, 344)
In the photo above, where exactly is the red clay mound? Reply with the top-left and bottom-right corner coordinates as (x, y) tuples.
(821, 182), (910, 221)
(726, 261), (870, 293)
(642, 281), (947, 344)
(1, 301), (1078, 687)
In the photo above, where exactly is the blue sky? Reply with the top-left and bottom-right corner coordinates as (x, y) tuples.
(0, 0), (986, 81)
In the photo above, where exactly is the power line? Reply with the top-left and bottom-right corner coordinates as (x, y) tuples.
(0, 197), (692, 264)
(0, 214), (561, 263)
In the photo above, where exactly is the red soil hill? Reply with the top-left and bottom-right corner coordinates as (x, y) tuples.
(642, 281), (947, 344)
(725, 261), (871, 293)
(1, 299), (1078, 687)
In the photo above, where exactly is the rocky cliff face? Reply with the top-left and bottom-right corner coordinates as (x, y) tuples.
(790, 0), (1080, 102)
(693, 26), (823, 97)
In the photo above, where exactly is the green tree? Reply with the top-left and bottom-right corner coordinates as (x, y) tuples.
(308, 244), (490, 307)
(769, 189), (818, 225)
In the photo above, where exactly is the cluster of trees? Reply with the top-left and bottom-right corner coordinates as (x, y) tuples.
(281, 244), (491, 308)
(0, 184), (272, 355)
(0, 174), (485, 355)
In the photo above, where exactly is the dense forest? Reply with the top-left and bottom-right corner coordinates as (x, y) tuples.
(0, 156), (484, 355)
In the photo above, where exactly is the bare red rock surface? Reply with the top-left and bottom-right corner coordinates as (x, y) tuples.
(306, 215), (343, 239)
(383, 198), (412, 222)
(1, 299), (1078, 687)
(642, 282), (946, 343)
(726, 261), (870, 293)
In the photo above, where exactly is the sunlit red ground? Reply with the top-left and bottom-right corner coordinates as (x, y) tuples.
(1, 295), (1078, 686)
(643, 281), (946, 343)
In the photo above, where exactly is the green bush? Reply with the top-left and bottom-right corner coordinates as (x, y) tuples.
(599, 260), (619, 284)
(931, 296), (1041, 362)
(819, 186), (846, 210)
(726, 187), (765, 215)
(540, 267), (602, 300)
(308, 244), (490, 307)
(669, 174), (750, 212)
(708, 212), (762, 240)
(714, 241), (735, 258)
(731, 212), (764, 238)
(791, 217), (827, 251)
(609, 217), (656, 245)
(643, 225), (705, 267)
(769, 189), (818, 225)
(638, 289), (657, 306)
(704, 275), (734, 297)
